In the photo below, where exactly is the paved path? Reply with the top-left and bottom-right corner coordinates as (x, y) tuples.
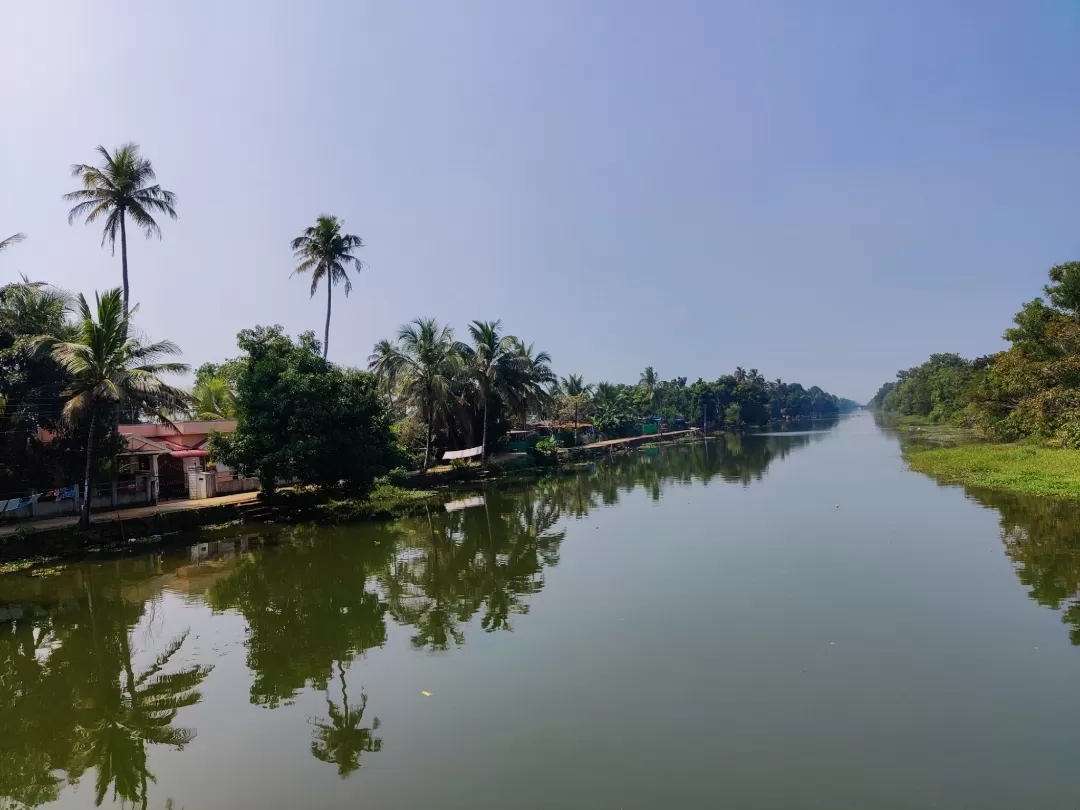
(570, 430), (694, 451)
(0, 491), (260, 537)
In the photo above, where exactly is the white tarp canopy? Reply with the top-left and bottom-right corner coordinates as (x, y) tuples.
(441, 446), (483, 461)
(444, 495), (486, 512)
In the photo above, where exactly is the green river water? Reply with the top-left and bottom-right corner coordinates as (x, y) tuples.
(5, 413), (1080, 809)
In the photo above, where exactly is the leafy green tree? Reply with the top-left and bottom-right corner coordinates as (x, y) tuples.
(35, 289), (189, 528)
(290, 215), (364, 360)
(377, 318), (467, 469)
(0, 279), (72, 490)
(208, 326), (397, 494)
(64, 144), (177, 311)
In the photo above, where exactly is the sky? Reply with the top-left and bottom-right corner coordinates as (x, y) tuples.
(2, 1), (1078, 402)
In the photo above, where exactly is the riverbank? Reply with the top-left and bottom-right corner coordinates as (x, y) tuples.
(905, 442), (1080, 498)
(0, 430), (715, 564)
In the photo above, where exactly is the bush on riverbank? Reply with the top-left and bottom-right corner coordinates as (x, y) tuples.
(906, 442), (1080, 498)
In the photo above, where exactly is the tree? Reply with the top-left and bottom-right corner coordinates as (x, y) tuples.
(367, 338), (400, 416)
(191, 375), (236, 420)
(556, 374), (592, 446)
(290, 215), (364, 360)
(377, 319), (467, 469)
(35, 289), (189, 529)
(0, 278), (72, 491)
(208, 326), (397, 494)
(65, 144), (177, 311)
(508, 338), (555, 428)
(464, 320), (517, 461)
(0, 232), (25, 257)
(639, 366), (659, 411)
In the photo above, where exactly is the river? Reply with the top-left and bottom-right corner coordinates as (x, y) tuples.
(4, 413), (1080, 809)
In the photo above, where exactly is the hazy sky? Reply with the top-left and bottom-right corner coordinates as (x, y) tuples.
(3, 1), (1078, 401)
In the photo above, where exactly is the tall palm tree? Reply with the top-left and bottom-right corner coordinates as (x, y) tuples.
(464, 320), (518, 461)
(35, 288), (190, 529)
(309, 662), (382, 777)
(0, 232), (26, 256)
(380, 318), (466, 470)
(64, 144), (177, 311)
(508, 338), (555, 428)
(290, 215), (364, 360)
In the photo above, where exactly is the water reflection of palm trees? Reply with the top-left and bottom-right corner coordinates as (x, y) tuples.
(0, 432), (828, 806)
(309, 661), (382, 777)
(0, 566), (210, 810)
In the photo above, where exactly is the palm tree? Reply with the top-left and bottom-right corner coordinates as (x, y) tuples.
(464, 320), (518, 461)
(191, 375), (235, 420)
(290, 215), (364, 360)
(367, 338), (399, 416)
(639, 366), (659, 410)
(35, 288), (190, 529)
(309, 662), (382, 777)
(557, 374), (592, 446)
(0, 232), (25, 256)
(64, 144), (177, 311)
(380, 318), (466, 469)
(508, 338), (555, 428)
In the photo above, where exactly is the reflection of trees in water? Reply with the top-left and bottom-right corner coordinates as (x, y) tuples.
(957, 488), (1080, 645)
(0, 433), (826, 806)
(206, 527), (391, 708)
(0, 566), (210, 810)
(309, 661), (382, 777)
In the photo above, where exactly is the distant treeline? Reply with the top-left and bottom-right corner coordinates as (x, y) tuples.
(870, 261), (1080, 447)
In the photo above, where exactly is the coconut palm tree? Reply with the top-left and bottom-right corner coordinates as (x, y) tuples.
(290, 215), (364, 360)
(309, 662), (381, 778)
(464, 320), (518, 461)
(0, 232), (25, 257)
(191, 375), (235, 420)
(380, 318), (466, 470)
(367, 338), (399, 416)
(64, 144), (177, 311)
(508, 338), (555, 428)
(639, 366), (660, 413)
(34, 288), (190, 529)
(557, 374), (592, 446)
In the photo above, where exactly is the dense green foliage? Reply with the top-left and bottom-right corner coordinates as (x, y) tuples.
(22, 288), (188, 527)
(208, 326), (399, 495)
(871, 261), (1080, 447)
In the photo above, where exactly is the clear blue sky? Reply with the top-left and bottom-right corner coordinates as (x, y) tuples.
(3, 1), (1078, 402)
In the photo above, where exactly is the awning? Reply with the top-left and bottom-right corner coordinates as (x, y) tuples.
(442, 445), (483, 461)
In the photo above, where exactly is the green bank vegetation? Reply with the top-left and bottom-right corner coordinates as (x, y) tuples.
(906, 443), (1080, 498)
(871, 261), (1080, 496)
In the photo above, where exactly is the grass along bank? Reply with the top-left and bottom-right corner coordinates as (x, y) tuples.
(905, 442), (1080, 498)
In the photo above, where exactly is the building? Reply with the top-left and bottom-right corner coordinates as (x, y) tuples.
(118, 420), (259, 501)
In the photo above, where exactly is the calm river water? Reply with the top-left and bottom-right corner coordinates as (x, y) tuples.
(5, 414), (1080, 809)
